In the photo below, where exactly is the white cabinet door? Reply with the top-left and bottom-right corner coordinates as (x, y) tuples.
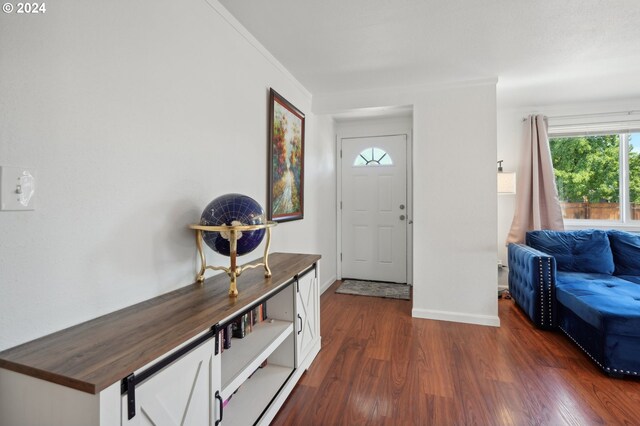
(122, 340), (215, 426)
(295, 266), (319, 367)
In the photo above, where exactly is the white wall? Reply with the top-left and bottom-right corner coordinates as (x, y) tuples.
(497, 108), (523, 265)
(336, 115), (413, 136)
(0, 0), (336, 351)
(305, 113), (338, 291)
(315, 80), (500, 327)
(497, 98), (640, 266)
(412, 85), (498, 326)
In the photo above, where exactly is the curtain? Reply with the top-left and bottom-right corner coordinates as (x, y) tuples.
(506, 114), (564, 244)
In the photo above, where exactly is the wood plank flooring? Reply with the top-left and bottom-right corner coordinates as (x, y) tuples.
(272, 281), (640, 425)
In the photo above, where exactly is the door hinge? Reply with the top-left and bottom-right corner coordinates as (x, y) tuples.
(340, 253), (342, 261)
(340, 201), (342, 209)
(340, 149), (342, 158)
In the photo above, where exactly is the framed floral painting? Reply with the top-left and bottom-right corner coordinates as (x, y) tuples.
(268, 88), (305, 222)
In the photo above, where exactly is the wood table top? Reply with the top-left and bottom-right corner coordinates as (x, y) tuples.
(0, 252), (320, 394)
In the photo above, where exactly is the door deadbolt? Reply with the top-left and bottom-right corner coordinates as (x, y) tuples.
(399, 204), (405, 210)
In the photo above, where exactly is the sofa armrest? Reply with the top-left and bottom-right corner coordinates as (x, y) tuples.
(508, 243), (556, 329)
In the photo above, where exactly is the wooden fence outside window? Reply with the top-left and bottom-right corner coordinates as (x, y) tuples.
(561, 202), (640, 220)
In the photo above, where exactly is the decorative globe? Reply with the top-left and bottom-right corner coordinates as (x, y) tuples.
(200, 194), (266, 256)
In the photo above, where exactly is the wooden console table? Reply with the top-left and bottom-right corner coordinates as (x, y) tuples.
(0, 252), (321, 425)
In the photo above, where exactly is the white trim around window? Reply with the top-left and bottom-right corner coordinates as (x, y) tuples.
(549, 126), (640, 228)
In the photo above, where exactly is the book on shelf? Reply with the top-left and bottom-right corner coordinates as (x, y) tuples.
(244, 312), (252, 335)
(232, 315), (246, 338)
(228, 301), (268, 339)
(223, 323), (232, 349)
(252, 307), (258, 326)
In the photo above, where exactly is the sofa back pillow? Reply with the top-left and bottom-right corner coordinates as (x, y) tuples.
(525, 229), (614, 274)
(607, 230), (640, 276)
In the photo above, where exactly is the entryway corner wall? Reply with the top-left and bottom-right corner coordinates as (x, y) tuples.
(316, 80), (499, 328)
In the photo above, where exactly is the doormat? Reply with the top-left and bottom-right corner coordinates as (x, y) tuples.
(336, 280), (410, 300)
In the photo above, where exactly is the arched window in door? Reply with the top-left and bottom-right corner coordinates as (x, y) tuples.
(353, 147), (393, 166)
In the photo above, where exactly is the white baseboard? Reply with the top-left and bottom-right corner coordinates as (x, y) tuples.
(412, 308), (500, 327)
(320, 275), (337, 294)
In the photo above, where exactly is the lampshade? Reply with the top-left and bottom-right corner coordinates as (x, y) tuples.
(497, 171), (516, 194)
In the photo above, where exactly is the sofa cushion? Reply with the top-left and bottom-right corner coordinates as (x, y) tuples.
(556, 271), (615, 286)
(526, 230), (614, 274)
(607, 230), (640, 276)
(555, 272), (640, 337)
(616, 275), (640, 285)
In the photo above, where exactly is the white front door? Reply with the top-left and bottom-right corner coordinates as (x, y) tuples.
(341, 135), (407, 283)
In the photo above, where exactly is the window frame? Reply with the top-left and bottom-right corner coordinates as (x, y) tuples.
(352, 147), (394, 167)
(549, 130), (640, 230)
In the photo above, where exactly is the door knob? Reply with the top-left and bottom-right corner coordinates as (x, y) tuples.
(400, 215), (406, 220)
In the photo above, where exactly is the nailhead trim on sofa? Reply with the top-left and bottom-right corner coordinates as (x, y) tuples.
(517, 244), (554, 328)
(559, 326), (639, 376)
(537, 256), (554, 328)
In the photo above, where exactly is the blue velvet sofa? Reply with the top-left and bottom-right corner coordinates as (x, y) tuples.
(508, 229), (640, 377)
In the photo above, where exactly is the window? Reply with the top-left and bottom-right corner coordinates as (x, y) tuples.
(549, 132), (640, 223)
(353, 147), (393, 166)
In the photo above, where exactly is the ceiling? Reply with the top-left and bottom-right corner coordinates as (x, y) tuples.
(219, 0), (640, 109)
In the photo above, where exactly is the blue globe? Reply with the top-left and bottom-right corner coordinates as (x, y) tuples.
(200, 194), (266, 256)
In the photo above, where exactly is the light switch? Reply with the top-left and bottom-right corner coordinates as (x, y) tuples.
(0, 166), (36, 211)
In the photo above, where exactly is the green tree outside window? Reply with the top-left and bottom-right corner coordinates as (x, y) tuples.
(550, 133), (640, 220)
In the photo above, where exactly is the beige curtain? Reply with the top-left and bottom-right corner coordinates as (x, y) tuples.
(506, 114), (564, 244)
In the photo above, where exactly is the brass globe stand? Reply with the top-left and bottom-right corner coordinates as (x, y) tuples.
(189, 222), (277, 297)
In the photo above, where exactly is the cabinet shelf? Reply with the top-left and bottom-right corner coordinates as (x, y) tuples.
(221, 319), (293, 399)
(222, 364), (294, 426)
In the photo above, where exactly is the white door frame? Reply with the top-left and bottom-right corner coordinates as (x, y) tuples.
(336, 129), (413, 285)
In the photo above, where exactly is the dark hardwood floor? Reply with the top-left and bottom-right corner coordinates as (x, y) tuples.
(272, 281), (640, 425)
